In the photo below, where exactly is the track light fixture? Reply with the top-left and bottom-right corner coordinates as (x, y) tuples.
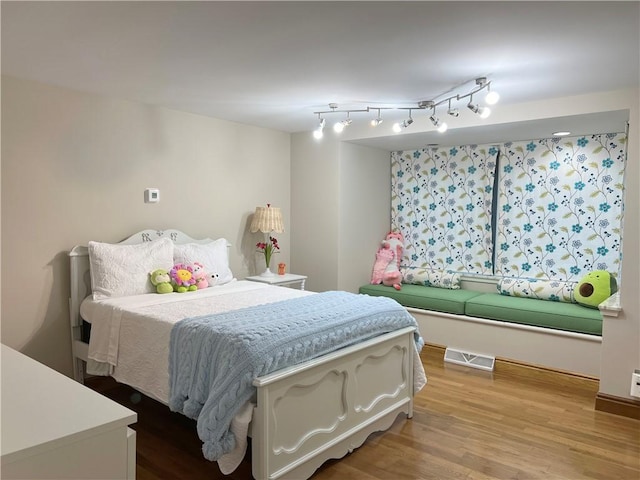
(485, 87), (500, 105)
(478, 77), (500, 105)
(393, 110), (413, 133)
(311, 76), (498, 138)
(429, 113), (448, 133)
(421, 101), (448, 133)
(334, 112), (353, 133)
(467, 94), (491, 119)
(447, 98), (459, 117)
(370, 109), (384, 127)
(313, 115), (326, 139)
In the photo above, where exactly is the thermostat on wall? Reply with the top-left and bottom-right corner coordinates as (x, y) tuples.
(144, 188), (160, 203)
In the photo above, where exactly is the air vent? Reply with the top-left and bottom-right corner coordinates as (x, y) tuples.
(444, 347), (495, 371)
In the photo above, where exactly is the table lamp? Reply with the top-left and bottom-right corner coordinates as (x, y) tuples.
(250, 204), (284, 277)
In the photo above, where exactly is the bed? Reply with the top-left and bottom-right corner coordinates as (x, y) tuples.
(69, 229), (426, 480)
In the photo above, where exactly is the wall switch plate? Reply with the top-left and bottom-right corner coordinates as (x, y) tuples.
(144, 188), (160, 203)
(630, 370), (640, 398)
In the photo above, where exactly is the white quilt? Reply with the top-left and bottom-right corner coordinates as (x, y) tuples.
(82, 281), (311, 401)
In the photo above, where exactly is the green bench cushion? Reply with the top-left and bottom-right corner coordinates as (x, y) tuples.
(359, 284), (483, 315)
(464, 293), (602, 335)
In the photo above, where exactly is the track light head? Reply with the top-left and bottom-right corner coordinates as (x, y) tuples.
(333, 117), (352, 133)
(429, 114), (448, 133)
(485, 90), (500, 105)
(402, 118), (414, 128)
(394, 110), (414, 132)
(473, 77), (499, 107)
(467, 102), (491, 119)
(313, 117), (325, 139)
(370, 109), (383, 127)
(312, 116), (325, 139)
(446, 98), (459, 117)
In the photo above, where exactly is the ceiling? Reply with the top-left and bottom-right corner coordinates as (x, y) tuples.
(2, 1), (638, 150)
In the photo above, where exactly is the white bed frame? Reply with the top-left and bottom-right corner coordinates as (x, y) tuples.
(69, 229), (417, 480)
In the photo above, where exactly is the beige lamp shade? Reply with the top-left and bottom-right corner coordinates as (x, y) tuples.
(250, 204), (284, 233)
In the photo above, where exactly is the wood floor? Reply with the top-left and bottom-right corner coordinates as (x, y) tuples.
(87, 345), (640, 480)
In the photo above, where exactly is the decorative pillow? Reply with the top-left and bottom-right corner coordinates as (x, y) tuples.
(498, 277), (577, 303)
(88, 238), (174, 300)
(173, 238), (234, 286)
(401, 268), (461, 289)
(573, 270), (618, 308)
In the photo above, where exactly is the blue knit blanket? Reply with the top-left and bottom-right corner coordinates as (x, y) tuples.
(168, 290), (422, 461)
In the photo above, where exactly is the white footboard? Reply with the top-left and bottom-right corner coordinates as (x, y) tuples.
(251, 327), (416, 480)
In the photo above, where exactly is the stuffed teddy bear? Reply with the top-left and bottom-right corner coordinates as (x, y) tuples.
(191, 262), (209, 290)
(370, 231), (404, 290)
(149, 268), (173, 294)
(170, 263), (198, 293)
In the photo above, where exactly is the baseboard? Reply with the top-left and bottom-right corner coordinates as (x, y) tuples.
(595, 392), (640, 420)
(494, 355), (599, 390)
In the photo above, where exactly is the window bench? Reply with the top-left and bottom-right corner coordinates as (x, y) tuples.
(359, 283), (604, 377)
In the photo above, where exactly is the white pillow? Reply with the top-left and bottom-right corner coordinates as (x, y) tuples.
(88, 238), (174, 300)
(498, 277), (577, 303)
(173, 238), (234, 286)
(401, 267), (462, 289)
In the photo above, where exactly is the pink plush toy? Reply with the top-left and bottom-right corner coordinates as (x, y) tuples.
(370, 231), (404, 290)
(192, 262), (209, 290)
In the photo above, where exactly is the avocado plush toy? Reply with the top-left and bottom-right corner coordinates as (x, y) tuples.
(574, 270), (617, 308)
(149, 268), (173, 294)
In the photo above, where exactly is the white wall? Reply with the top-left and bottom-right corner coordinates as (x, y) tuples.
(290, 134), (390, 293)
(289, 133), (340, 292)
(337, 142), (390, 292)
(1, 76), (291, 376)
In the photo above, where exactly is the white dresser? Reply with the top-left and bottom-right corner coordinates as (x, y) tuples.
(1, 345), (137, 479)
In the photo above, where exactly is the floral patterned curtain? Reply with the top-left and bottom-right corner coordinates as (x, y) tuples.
(390, 132), (626, 281)
(495, 133), (626, 280)
(391, 145), (498, 275)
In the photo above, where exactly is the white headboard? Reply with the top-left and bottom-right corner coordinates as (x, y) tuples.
(68, 229), (214, 329)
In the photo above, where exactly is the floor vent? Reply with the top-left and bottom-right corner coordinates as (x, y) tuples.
(444, 347), (495, 371)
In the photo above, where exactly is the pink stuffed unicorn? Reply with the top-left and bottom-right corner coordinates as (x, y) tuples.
(370, 231), (404, 290)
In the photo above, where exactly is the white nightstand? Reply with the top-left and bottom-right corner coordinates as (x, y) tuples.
(246, 273), (307, 290)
